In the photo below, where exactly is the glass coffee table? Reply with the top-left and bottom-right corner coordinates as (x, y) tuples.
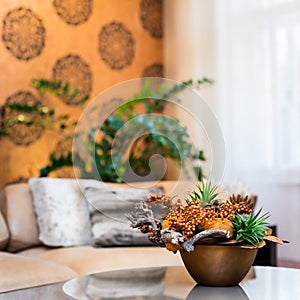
(63, 266), (300, 300)
(1, 266), (299, 299)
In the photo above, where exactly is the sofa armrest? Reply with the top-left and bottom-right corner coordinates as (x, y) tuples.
(0, 183), (41, 252)
(0, 211), (9, 249)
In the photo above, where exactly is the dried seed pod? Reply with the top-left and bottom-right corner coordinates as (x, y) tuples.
(229, 193), (257, 210)
(203, 217), (234, 238)
(165, 242), (183, 252)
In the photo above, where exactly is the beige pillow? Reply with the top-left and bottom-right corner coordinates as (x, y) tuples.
(0, 183), (41, 252)
(0, 210), (9, 249)
(86, 186), (163, 247)
(29, 178), (104, 247)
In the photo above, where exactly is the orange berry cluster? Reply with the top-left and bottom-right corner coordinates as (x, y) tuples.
(163, 200), (252, 238)
(146, 194), (172, 204)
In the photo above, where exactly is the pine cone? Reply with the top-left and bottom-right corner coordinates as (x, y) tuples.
(229, 194), (257, 210)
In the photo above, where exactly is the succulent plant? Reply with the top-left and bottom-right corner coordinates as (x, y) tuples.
(232, 208), (270, 245)
(186, 181), (220, 204)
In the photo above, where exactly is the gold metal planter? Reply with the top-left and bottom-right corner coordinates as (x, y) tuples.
(180, 244), (258, 286)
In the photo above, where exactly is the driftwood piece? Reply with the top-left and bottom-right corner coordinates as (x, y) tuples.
(182, 229), (231, 252)
(160, 228), (185, 245)
(127, 201), (165, 247)
(127, 201), (158, 231)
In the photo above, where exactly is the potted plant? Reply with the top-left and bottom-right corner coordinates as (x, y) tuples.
(38, 77), (210, 181)
(74, 78), (211, 183)
(128, 181), (288, 286)
(0, 78), (212, 182)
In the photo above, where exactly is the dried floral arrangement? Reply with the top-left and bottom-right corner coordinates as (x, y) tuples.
(128, 182), (288, 253)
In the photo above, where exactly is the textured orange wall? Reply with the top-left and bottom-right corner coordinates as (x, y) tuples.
(0, 0), (163, 186)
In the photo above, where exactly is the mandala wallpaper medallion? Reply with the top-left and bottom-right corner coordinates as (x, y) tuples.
(2, 7), (46, 61)
(0, 0), (163, 186)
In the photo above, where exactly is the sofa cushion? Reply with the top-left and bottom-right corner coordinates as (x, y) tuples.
(0, 183), (41, 252)
(29, 178), (105, 247)
(86, 186), (163, 246)
(0, 211), (9, 249)
(18, 246), (50, 258)
(0, 251), (77, 293)
(39, 246), (183, 275)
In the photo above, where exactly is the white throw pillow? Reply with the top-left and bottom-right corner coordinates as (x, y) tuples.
(29, 178), (104, 247)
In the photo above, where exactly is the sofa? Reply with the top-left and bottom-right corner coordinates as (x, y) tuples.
(0, 178), (196, 293)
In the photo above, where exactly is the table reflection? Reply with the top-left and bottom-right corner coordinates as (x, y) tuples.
(63, 267), (167, 300)
(185, 285), (249, 300)
(64, 266), (300, 300)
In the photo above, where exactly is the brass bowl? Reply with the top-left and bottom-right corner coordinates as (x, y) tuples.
(180, 244), (258, 286)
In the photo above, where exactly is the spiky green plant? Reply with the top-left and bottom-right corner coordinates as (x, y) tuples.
(232, 208), (270, 245)
(186, 181), (219, 204)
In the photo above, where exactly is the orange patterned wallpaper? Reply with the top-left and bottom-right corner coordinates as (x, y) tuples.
(0, 0), (163, 186)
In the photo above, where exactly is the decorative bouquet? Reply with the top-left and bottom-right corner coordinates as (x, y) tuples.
(128, 182), (287, 253)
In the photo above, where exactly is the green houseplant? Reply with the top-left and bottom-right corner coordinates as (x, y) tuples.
(77, 78), (211, 182)
(36, 77), (212, 182)
(1, 78), (212, 182)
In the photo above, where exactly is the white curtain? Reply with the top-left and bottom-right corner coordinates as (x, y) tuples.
(164, 0), (300, 262)
(216, 0), (300, 261)
(217, 0), (300, 181)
